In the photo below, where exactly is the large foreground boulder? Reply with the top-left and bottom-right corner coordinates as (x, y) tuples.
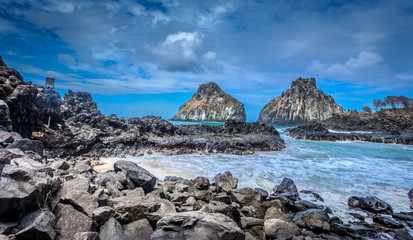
(15, 209), (56, 240)
(114, 160), (157, 193)
(54, 203), (94, 240)
(151, 211), (245, 240)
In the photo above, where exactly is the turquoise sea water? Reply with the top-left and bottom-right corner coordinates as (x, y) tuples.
(104, 121), (413, 220)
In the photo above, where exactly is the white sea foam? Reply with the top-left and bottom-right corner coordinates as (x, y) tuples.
(102, 128), (413, 222)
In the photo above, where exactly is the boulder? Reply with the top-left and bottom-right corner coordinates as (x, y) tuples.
(110, 192), (175, 223)
(240, 217), (264, 229)
(348, 196), (393, 214)
(0, 222), (17, 235)
(255, 200), (286, 219)
(1, 164), (33, 181)
(254, 188), (269, 201)
(114, 160), (157, 193)
(73, 232), (99, 240)
(53, 203), (94, 240)
(122, 218), (153, 240)
(372, 216), (404, 229)
(0, 176), (53, 221)
(190, 176), (210, 190)
(51, 160), (70, 170)
(232, 187), (262, 207)
(99, 218), (128, 240)
(0, 100), (12, 131)
(213, 171), (238, 193)
(273, 178), (300, 201)
(57, 177), (98, 217)
(7, 139), (44, 157)
(15, 209), (56, 240)
(93, 206), (116, 226)
(292, 209), (330, 232)
(151, 211), (245, 240)
(200, 201), (241, 223)
(264, 207), (300, 239)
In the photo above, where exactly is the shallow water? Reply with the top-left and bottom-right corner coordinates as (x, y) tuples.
(104, 122), (413, 220)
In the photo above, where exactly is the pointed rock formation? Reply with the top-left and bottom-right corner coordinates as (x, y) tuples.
(258, 77), (343, 126)
(172, 82), (246, 122)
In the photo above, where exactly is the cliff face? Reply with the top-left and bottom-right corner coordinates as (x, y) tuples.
(0, 56), (63, 137)
(257, 77), (343, 126)
(172, 82), (246, 122)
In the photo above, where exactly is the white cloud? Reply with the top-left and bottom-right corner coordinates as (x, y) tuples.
(148, 32), (203, 72)
(198, 4), (232, 28)
(307, 51), (384, 76)
(57, 54), (76, 66)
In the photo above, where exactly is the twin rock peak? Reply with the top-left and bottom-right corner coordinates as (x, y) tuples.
(172, 78), (343, 126)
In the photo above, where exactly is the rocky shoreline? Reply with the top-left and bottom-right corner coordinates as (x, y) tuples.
(1, 145), (412, 239)
(286, 109), (413, 145)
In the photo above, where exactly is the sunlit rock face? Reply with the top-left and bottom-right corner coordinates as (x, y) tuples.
(172, 82), (247, 122)
(258, 77), (343, 126)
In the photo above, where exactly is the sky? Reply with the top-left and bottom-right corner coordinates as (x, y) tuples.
(1, 0), (413, 121)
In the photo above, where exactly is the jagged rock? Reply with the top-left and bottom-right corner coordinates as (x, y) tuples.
(172, 82), (246, 122)
(240, 217), (264, 229)
(1, 164), (33, 181)
(255, 200), (286, 219)
(93, 206), (116, 226)
(231, 187), (262, 207)
(7, 139), (44, 157)
(0, 222), (17, 235)
(288, 108), (413, 145)
(214, 171), (238, 193)
(151, 211), (245, 240)
(409, 189), (413, 209)
(53, 203), (94, 240)
(0, 100), (12, 131)
(254, 188), (269, 201)
(56, 177), (98, 217)
(348, 196), (393, 214)
(122, 219), (153, 240)
(99, 218), (128, 240)
(113, 160), (157, 193)
(373, 215), (404, 229)
(273, 177), (300, 201)
(264, 207), (300, 239)
(51, 160), (70, 170)
(292, 209), (330, 231)
(73, 232), (99, 240)
(15, 209), (56, 240)
(110, 191), (175, 223)
(258, 77), (343, 126)
(190, 176), (210, 190)
(200, 201), (241, 223)
(0, 174), (53, 221)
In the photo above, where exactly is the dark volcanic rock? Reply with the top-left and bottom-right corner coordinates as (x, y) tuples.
(272, 177), (300, 201)
(348, 196), (393, 214)
(113, 160), (157, 193)
(288, 108), (413, 145)
(151, 211), (245, 240)
(0, 100), (12, 131)
(258, 77), (343, 126)
(172, 82), (246, 122)
(213, 171), (238, 193)
(54, 203), (94, 240)
(373, 215), (404, 229)
(16, 209), (56, 240)
(99, 218), (128, 240)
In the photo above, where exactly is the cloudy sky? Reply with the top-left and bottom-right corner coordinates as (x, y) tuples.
(1, 0), (413, 121)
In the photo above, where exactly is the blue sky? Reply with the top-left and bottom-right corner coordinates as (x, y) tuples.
(1, 0), (413, 121)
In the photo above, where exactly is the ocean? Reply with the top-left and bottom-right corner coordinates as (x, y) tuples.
(103, 121), (413, 221)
